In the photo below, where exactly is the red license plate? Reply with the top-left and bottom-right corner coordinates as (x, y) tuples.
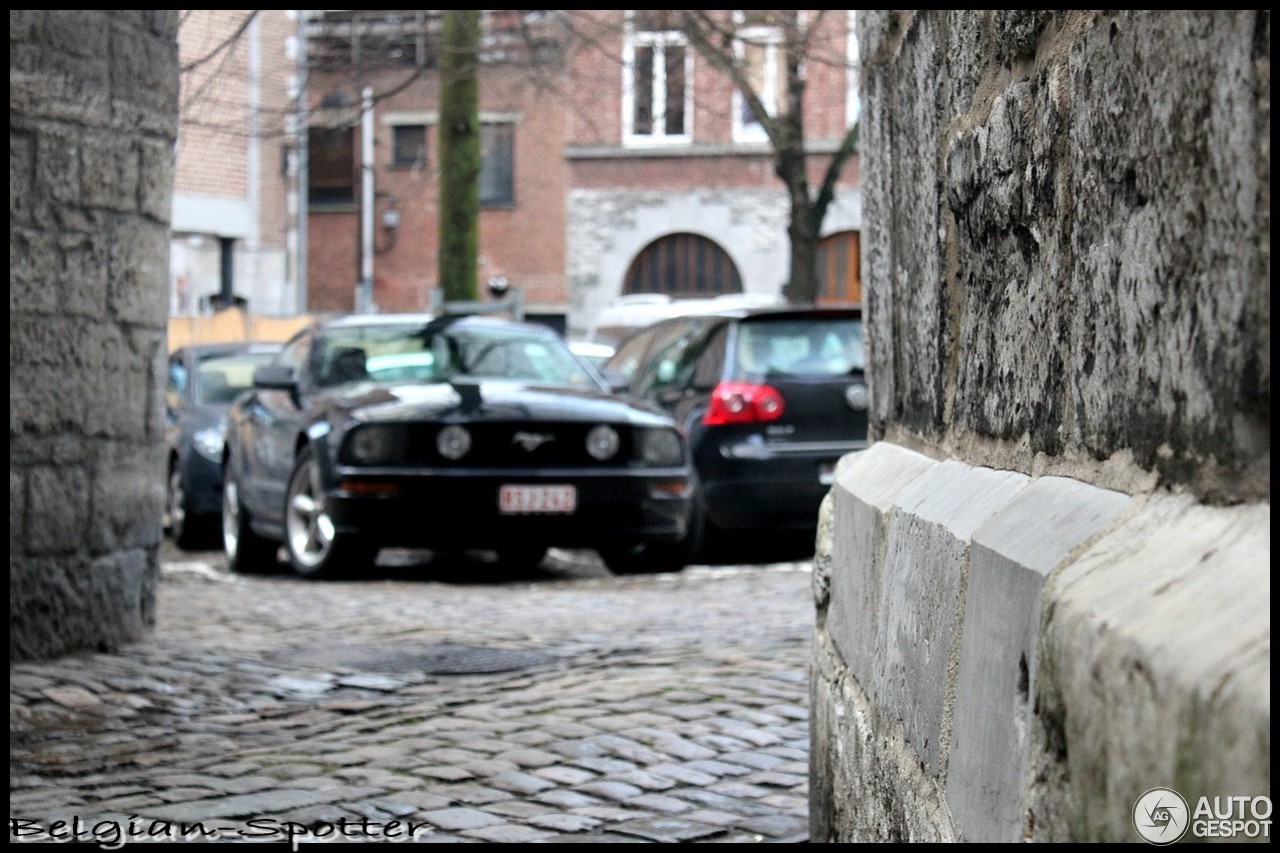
(499, 485), (577, 515)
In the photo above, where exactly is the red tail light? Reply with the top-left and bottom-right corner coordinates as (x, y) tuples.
(703, 381), (786, 426)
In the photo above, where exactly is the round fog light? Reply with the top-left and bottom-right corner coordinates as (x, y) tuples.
(437, 425), (472, 460)
(586, 424), (620, 461)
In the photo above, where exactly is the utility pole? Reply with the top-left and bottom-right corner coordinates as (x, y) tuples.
(437, 9), (481, 302)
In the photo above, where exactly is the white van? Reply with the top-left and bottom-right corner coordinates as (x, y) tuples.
(585, 293), (784, 348)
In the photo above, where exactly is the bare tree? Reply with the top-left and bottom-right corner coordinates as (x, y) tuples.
(558, 10), (860, 305)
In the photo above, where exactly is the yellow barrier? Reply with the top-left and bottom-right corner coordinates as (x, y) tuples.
(168, 308), (316, 352)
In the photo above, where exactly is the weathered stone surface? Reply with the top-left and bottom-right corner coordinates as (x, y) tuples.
(945, 477), (1130, 842)
(873, 461), (1028, 775)
(1028, 495), (1270, 842)
(825, 442), (937, 692)
(11, 10), (177, 661)
(862, 10), (1270, 503)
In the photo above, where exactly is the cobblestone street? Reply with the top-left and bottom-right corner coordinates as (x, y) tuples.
(11, 544), (816, 844)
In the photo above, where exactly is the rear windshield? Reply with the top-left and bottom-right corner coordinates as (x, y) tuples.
(733, 318), (864, 378)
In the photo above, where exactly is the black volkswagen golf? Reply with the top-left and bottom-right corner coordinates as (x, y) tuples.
(222, 314), (696, 578)
(601, 306), (868, 556)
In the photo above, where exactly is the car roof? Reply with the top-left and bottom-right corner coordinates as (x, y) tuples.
(178, 341), (283, 357)
(315, 312), (561, 337)
(648, 304), (863, 323)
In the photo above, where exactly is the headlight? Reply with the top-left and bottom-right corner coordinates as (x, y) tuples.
(193, 427), (225, 461)
(635, 428), (684, 467)
(585, 424), (621, 461)
(348, 425), (406, 465)
(436, 424), (472, 461)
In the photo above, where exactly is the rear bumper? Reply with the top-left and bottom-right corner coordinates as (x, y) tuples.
(698, 438), (867, 531)
(325, 465), (693, 549)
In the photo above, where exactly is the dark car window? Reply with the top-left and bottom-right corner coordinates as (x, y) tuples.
(690, 324), (730, 390)
(167, 354), (188, 412)
(195, 352), (279, 405)
(633, 319), (711, 395)
(732, 317), (864, 379)
(315, 321), (598, 388)
(276, 333), (313, 378)
(603, 327), (659, 383)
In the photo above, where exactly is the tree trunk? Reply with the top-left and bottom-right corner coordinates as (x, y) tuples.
(438, 9), (481, 302)
(778, 146), (819, 305)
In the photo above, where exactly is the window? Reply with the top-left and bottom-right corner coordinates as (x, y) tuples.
(691, 324), (729, 390)
(308, 126), (355, 207)
(391, 124), (426, 168)
(623, 11), (690, 145)
(632, 319), (711, 396)
(624, 234), (743, 297)
(816, 231), (862, 304)
(733, 13), (784, 143)
(277, 333), (312, 381)
(604, 327), (659, 384)
(480, 122), (515, 206)
(846, 10), (861, 128)
(166, 355), (187, 413)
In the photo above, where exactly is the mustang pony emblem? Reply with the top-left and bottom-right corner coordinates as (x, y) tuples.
(512, 431), (555, 452)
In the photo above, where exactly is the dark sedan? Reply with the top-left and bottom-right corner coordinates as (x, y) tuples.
(164, 342), (283, 549)
(601, 305), (868, 556)
(221, 314), (696, 578)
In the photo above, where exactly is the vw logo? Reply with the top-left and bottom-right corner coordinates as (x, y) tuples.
(845, 382), (869, 411)
(512, 431), (554, 452)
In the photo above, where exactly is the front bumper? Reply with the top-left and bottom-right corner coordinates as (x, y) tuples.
(324, 465), (694, 549)
(180, 450), (225, 517)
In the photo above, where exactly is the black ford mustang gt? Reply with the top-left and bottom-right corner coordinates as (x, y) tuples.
(221, 313), (696, 578)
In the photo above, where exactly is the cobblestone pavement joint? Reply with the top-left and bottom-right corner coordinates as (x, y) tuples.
(11, 544), (816, 844)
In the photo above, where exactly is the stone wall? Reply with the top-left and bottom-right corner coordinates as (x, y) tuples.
(812, 10), (1270, 842)
(10, 11), (180, 660)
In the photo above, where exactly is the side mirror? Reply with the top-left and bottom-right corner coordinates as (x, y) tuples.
(253, 364), (297, 391)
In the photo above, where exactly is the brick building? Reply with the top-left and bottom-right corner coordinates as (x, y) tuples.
(303, 10), (863, 337)
(172, 10), (301, 317)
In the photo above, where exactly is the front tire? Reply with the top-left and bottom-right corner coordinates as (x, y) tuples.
(602, 483), (705, 575)
(283, 446), (376, 579)
(223, 466), (278, 573)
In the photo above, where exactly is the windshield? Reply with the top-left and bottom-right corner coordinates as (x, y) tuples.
(315, 322), (599, 389)
(733, 318), (864, 378)
(195, 352), (278, 405)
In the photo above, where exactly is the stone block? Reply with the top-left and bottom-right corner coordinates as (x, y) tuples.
(11, 470), (26, 558)
(1028, 494), (1271, 841)
(10, 230), (61, 315)
(825, 443), (937, 694)
(108, 218), (169, 327)
(945, 476), (1130, 842)
(872, 460), (1028, 775)
(82, 136), (139, 212)
(9, 548), (156, 661)
(26, 464), (91, 555)
(89, 441), (166, 555)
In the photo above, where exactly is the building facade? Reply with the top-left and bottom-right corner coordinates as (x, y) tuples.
(302, 10), (863, 337)
(172, 10), (301, 318)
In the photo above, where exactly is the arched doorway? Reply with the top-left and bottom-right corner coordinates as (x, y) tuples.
(624, 233), (743, 297)
(816, 230), (862, 304)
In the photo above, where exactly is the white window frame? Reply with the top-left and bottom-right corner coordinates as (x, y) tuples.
(622, 11), (693, 147)
(731, 14), (783, 144)
(846, 10), (861, 128)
